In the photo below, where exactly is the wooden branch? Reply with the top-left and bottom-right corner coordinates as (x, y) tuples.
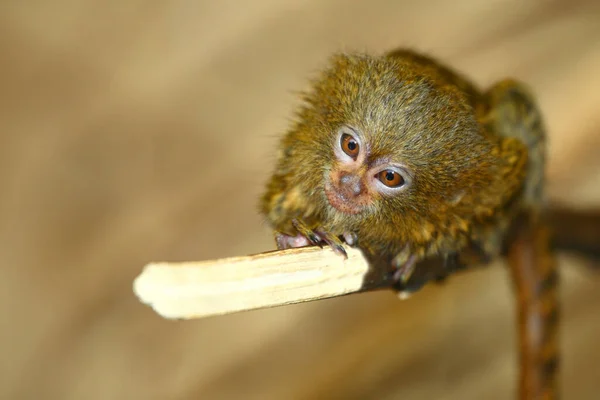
(133, 245), (374, 319)
(547, 206), (600, 261)
(133, 207), (599, 321)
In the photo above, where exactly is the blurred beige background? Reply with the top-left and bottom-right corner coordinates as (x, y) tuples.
(1, 1), (600, 399)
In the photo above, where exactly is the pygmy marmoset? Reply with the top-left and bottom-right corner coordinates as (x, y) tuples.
(260, 49), (545, 293)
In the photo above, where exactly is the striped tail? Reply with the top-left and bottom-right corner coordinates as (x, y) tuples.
(508, 216), (559, 400)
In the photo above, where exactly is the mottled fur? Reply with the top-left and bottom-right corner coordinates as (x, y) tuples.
(260, 49), (544, 280)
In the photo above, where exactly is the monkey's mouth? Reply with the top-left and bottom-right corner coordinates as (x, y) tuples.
(324, 182), (369, 215)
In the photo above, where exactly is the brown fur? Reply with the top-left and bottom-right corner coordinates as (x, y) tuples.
(260, 48), (543, 274)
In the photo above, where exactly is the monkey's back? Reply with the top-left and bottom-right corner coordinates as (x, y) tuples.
(386, 49), (483, 113)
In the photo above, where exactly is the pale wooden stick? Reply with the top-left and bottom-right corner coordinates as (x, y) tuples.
(133, 245), (372, 319)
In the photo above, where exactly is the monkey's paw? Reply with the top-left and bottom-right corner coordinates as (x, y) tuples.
(391, 251), (468, 298)
(274, 219), (354, 258)
(392, 247), (418, 285)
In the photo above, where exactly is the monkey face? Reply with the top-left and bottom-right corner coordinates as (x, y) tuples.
(324, 125), (412, 215)
(266, 53), (499, 242)
(261, 51), (523, 260)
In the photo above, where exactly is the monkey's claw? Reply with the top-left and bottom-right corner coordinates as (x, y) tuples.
(291, 219), (321, 246)
(281, 219), (347, 259)
(315, 229), (347, 258)
(391, 250), (422, 298)
(392, 249), (417, 284)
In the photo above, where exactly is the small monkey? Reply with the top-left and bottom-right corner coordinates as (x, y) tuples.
(260, 49), (545, 294)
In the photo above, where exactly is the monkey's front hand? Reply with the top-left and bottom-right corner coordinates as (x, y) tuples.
(274, 219), (357, 258)
(391, 247), (419, 286)
(389, 250), (468, 297)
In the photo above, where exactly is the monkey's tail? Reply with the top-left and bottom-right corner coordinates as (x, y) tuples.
(508, 216), (559, 400)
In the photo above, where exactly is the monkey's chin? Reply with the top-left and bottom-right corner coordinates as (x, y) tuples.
(324, 186), (367, 215)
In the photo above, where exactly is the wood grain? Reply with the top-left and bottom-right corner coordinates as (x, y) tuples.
(134, 246), (370, 319)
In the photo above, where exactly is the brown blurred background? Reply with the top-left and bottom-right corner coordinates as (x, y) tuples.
(1, 1), (600, 399)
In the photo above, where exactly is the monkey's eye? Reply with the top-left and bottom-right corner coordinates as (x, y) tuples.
(340, 134), (360, 159)
(377, 170), (405, 188)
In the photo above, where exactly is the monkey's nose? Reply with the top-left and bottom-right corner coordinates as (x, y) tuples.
(339, 172), (364, 197)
